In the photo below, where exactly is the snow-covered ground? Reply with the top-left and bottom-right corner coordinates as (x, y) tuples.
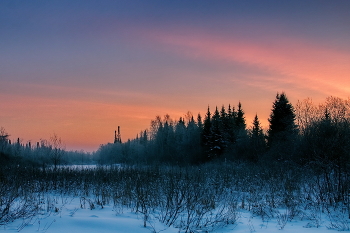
(1, 196), (336, 233)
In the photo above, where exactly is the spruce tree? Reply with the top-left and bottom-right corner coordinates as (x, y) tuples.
(197, 113), (203, 129)
(140, 130), (148, 145)
(220, 105), (229, 147)
(267, 92), (297, 146)
(249, 114), (266, 161)
(251, 114), (264, 139)
(175, 117), (186, 145)
(186, 115), (201, 164)
(235, 102), (246, 130)
(201, 106), (212, 162)
(211, 106), (224, 158)
(220, 105), (227, 120)
(235, 102), (247, 143)
(226, 104), (236, 144)
(267, 93), (298, 162)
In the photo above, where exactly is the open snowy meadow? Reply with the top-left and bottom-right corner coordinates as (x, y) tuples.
(1, 164), (349, 233)
(2, 196), (337, 233)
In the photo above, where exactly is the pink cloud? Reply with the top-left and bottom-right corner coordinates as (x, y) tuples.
(143, 28), (350, 98)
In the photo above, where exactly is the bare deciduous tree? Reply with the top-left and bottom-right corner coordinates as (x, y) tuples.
(50, 133), (65, 169)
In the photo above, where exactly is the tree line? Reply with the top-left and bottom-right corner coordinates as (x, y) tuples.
(97, 93), (350, 170)
(1, 92), (350, 173)
(0, 131), (95, 168)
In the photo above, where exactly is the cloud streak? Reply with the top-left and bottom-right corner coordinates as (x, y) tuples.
(144, 28), (350, 98)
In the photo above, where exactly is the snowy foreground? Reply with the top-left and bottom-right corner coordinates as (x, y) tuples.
(1, 196), (336, 233)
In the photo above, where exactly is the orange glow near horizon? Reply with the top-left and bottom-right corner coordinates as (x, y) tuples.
(1, 84), (195, 152)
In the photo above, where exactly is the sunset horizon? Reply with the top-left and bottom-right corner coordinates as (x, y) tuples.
(1, 1), (349, 152)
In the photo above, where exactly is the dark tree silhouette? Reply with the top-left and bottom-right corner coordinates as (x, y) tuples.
(248, 114), (266, 162)
(201, 106), (212, 162)
(267, 93), (297, 146)
(235, 102), (246, 130)
(267, 93), (297, 161)
(226, 104), (236, 144)
(210, 106), (224, 158)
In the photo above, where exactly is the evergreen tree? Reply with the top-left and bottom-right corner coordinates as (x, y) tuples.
(249, 114), (266, 161)
(228, 104), (236, 120)
(234, 102), (247, 144)
(226, 104), (236, 144)
(235, 102), (246, 130)
(251, 114), (264, 139)
(211, 106), (224, 158)
(175, 117), (186, 145)
(187, 115), (196, 131)
(267, 92), (297, 146)
(197, 113), (203, 130)
(187, 115), (202, 164)
(201, 106), (212, 162)
(220, 105), (227, 120)
(186, 115), (198, 142)
(267, 93), (297, 161)
(220, 105), (229, 147)
(140, 130), (148, 145)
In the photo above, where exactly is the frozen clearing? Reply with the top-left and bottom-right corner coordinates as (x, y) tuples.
(1, 197), (335, 233)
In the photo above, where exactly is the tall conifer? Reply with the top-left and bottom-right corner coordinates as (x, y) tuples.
(249, 114), (266, 161)
(211, 106), (224, 158)
(267, 92), (297, 147)
(201, 106), (212, 161)
(236, 102), (246, 130)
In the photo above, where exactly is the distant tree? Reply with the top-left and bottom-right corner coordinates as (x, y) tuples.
(248, 114), (266, 162)
(220, 105), (230, 147)
(174, 117), (187, 162)
(185, 115), (202, 164)
(210, 106), (224, 158)
(156, 116), (175, 163)
(0, 127), (11, 168)
(35, 139), (53, 170)
(233, 102), (247, 150)
(0, 127), (10, 154)
(175, 117), (186, 145)
(226, 104), (236, 144)
(251, 115), (263, 136)
(140, 130), (148, 145)
(201, 106), (212, 162)
(235, 102), (246, 131)
(197, 113), (203, 136)
(50, 133), (65, 170)
(322, 96), (350, 123)
(228, 104), (236, 120)
(225, 102), (248, 161)
(220, 105), (227, 120)
(295, 98), (318, 134)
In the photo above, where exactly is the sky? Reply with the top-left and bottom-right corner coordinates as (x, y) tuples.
(1, 0), (350, 152)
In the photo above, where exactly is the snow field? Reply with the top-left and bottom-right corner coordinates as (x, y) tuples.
(1, 195), (345, 233)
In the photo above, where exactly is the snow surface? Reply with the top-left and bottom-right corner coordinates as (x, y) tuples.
(1, 196), (336, 233)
